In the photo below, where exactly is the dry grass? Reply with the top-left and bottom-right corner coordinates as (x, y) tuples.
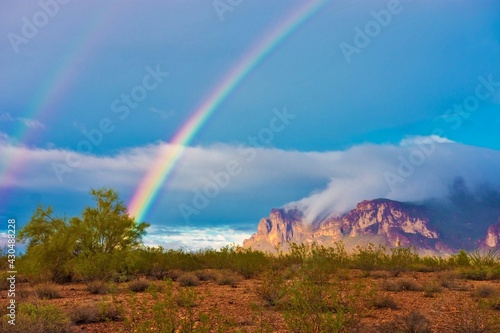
(177, 272), (200, 287)
(34, 283), (61, 299)
(128, 279), (150, 292)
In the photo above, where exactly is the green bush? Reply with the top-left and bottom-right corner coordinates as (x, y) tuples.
(177, 272), (200, 287)
(352, 244), (387, 272)
(398, 311), (431, 333)
(372, 295), (398, 309)
(0, 302), (71, 333)
(460, 267), (488, 281)
(422, 281), (442, 297)
(34, 282), (61, 299)
(86, 280), (111, 295)
(255, 270), (287, 307)
(194, 269), (219, 281)
(70, 302), (123, 324)
(472, 285), (497, 298)
(216, 270), (242, 287)
(385, 247), (419, 276)
(128, 279), (150, 292)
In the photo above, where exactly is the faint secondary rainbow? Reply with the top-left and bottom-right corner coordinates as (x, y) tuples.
(128, 0), (329, 222)
(0, 4), (113, 190)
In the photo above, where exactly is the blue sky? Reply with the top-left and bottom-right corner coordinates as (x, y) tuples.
(1, 0), (500, 249)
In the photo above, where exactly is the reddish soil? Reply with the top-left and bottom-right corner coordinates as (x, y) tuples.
(1, 270), (500, 332)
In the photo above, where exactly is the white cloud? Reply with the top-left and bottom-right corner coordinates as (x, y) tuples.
(287, 138), (500, 222)
(17, 118), (44, 129)
(1, 137), (500, 228)
(0, 113), (13, 122)
(143, 226), (251, 250)
(400, 135), (454, 146)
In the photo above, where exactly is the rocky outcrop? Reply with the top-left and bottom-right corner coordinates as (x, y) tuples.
(482, 219), (500, 249)
(243, 198), (446, 253)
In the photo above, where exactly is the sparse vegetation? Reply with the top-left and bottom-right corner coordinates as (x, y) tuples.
(10, 199), (500, 332)
(70, 302), (122, 324)
(128, 279), (150, 292)
(372, 294), (398, 309)
(177, 272), (200, 287)
(215, 270), (243, 287)
(398, 311), (431, 333)
(0, 302), (71, 333)
(472, 285), (497, 299)
(86, 280), (111, 294)
(34, 282), (61, 299)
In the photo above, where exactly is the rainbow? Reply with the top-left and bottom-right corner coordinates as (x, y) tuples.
(0, 5), (113, 186)
(128, 0), (329, 222)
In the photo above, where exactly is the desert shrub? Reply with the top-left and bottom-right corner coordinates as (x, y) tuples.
(73, 252), (122, 282)
(34, 282), (61, 299)
(398, 279), (422, 291)
(177, 272), (200, 287)
(447, 301), (500, 332)
(437, 271), (461, 289)
(281, 274), (367, 333)
(382, 280), (400, 292)
(128, 279), (150, 292)
(461, 267), (489, 281)
(398, 311), (431, 333)
(487, 266), (500, 280)
(86, 280), (110, 294)
(372, 295), (398, 309)
(0, 302), (71, 333)
(451, 250), (472, 267)
(468, 250), (499, 267)
(216, 270), (243, 287)
(422, 281), (442, 297)
(352, 244), (387, 272)
(385, 247), (419, 277)
(194, 269), (219, 281)
(491, 299), (500, 311)
(18, 289), (39, 301)
(472, 285), (497, 299)
(164, 269), (184, 281)
(307, 243), (349, 275)
(255, 270), (287, 307)
(414, 255), (448, 272)
(118, 279), (234, 332)
(233, 248), (270, 278)
(70, 302), (123, 324)
(112, 273), (133, 283)
(175, 286), (198, 308)
(198, 245), (270, 278)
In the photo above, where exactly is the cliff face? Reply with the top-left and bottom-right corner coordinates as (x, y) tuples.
(482, 218), (500, 249)
(243, 199), (456, 254)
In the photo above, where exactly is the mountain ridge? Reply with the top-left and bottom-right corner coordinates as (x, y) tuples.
(243, 198), (500, 254)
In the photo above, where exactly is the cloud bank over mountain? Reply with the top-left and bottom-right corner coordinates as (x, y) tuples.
(2, 134), (500, 249)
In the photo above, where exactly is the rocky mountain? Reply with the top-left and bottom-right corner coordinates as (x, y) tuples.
(243, 198), (500, 254)
(482, 218), (500, 249)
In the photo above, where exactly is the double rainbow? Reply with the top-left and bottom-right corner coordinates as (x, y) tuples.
(128, 0), (329, 222)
